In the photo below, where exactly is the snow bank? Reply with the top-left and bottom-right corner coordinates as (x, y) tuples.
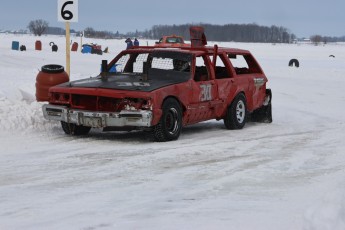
(0, 92), (56, 132)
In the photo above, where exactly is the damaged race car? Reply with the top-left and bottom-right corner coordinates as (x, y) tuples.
(42, 27), (272, 142)
(155, 35), (190, 47)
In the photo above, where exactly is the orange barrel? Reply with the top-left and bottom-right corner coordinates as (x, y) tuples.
(35, 65), (69, 102)
(71, 42), (78, 51)
(35, 40), (42, 50)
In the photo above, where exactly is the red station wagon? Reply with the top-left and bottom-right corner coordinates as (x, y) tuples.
(43, 27), (272, 141)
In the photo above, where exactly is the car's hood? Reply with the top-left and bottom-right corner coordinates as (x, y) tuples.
(57, 70), (190, 92)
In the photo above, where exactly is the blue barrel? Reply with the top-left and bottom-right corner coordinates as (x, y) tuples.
(12, 41), (19, 51)
(82, 45), (92, 54)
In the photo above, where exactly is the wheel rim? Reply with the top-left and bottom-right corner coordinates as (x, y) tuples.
(165, 108), (179, 135)
(236, 100), (245, 123)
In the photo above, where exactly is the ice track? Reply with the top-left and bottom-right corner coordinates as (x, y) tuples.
(1, 34), (345, 229)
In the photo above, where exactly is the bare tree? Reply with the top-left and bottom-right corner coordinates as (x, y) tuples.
(310, 35), (322, 45)
(27, 19), (49, 36)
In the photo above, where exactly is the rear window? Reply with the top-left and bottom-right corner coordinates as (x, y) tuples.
(166, 37), (183, 43)
(228, 54), (263, 75)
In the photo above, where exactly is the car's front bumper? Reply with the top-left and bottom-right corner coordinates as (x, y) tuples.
(42, 104), (153, 128)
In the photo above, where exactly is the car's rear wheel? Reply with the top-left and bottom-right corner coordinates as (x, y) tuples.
(224, 94), (247, 129)
(61, 121), (91, 135)
(153, 98), (182, 142)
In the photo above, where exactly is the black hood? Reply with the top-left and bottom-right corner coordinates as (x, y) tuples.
(59, 69), (191, 92)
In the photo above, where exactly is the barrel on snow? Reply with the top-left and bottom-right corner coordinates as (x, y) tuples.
(35, 65), (69, 102)
(12, 41), (19, 50)
(50, 42), (58, 52)
(35, 40), (42, 51)
(82, 45), (92, 54)
(20, 45), (26, 51)
(71, 42), (78, 52)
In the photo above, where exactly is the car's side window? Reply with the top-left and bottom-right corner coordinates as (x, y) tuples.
(194, 56), (210, 82)
(228, 54), (263, 75)
(209, 54), (232, 79)
(228, 54), (249, 74)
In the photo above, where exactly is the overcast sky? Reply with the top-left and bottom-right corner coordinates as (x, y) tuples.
(0, 0), (344, 38)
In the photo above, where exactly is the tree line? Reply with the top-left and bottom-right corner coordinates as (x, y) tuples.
(26, 19), (345, 43)
(142, 23), (296, 43)
(84, 23), (295, 43)
(83, 27), (120, 39)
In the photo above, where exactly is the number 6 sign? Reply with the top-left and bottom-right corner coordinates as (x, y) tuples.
(58, 0), (78, 22)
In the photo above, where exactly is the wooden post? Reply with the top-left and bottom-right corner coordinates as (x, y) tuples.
(66, 21), (71, 78)
(80, 31), (83, 53)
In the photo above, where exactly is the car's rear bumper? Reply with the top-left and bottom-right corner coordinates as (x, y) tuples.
(42, 104), (153, 128)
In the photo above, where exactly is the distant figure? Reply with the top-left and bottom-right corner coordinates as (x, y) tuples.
(125, 38), (133, 49)
(134, 38), (139, 46)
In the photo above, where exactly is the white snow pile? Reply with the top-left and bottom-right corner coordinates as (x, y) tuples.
(1, 33), (345, 230)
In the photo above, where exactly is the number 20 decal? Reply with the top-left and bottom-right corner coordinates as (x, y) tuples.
(61, 1), (74, 20)
(200, 84), (212, 101)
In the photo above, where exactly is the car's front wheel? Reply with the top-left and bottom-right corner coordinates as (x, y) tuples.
(224, 94), (247, 130)
(61, 121), (91, 135)
(153, 98), (182, 142)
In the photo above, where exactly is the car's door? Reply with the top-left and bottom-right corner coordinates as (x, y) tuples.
(186, 55), (219, 124)
(227, 53), (267, 111)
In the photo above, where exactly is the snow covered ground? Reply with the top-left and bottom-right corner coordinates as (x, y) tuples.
(1, 34), (345, 230)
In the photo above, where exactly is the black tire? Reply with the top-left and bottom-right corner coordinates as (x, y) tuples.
(61, 121), (91, 135)
(41, 64), (64, 74)
(288, 59), (299, 67)
(224, 94), (247, 130)
(153, 98), (182, 142)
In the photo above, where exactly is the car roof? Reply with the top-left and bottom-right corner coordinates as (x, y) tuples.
(161, 35), (184, 39)
(125, 46), (251, 56)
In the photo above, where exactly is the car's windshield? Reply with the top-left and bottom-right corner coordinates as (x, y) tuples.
(112, 51), (192, 75)
(166, 37), (183, 43)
